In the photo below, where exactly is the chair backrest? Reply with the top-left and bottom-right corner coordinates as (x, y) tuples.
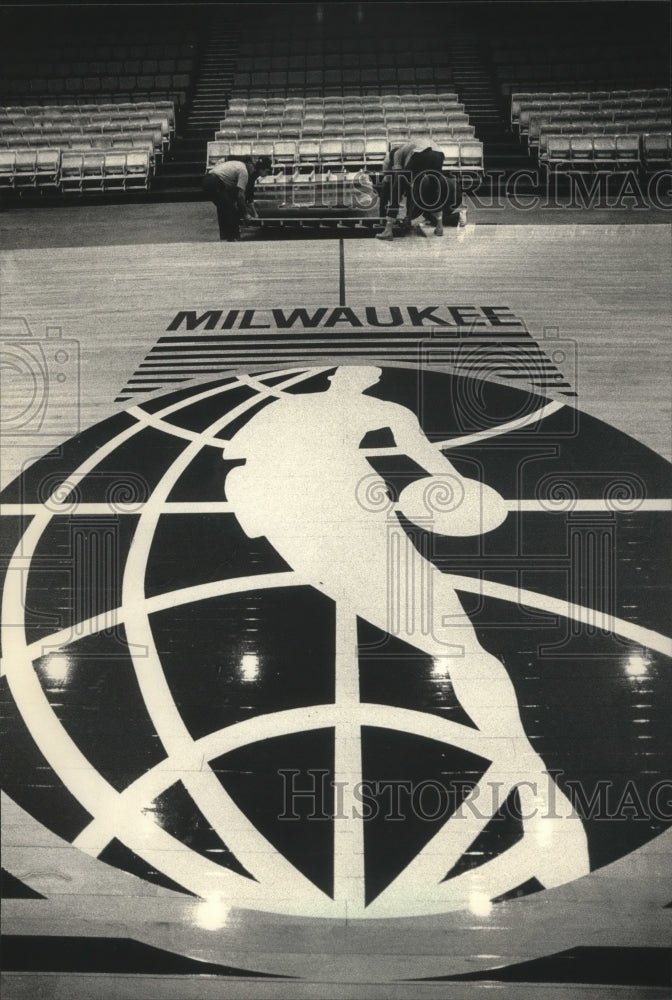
(15, 150), (38, 170)
(439, 142), (460, 166)
(298, 139), (320, 160)
(459, 142), (483, 168)
(0, 151), (17, 170)
(36, 149), (60, 170)
(615, 134), (640, 159)
(320, 139), (344, 162)
(643, 132), (671, 157)
(126, 151), (150, 172)
(229, 140), (253, 158)
(272, 140), (297, 162)
(82, 152), (105, 173)
(592, 136), (616, 157)
(104, 151), (127, 173)
(250, 140), (274, 158)
(343, 138), (365, 159)
(569, 137), (593, 158)
(60, 152), (83, 172)
(207, 140), (230, 165)
(365, 137), (388, 162)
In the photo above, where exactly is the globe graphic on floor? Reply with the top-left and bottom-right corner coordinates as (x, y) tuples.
(1, 365), (671, 933)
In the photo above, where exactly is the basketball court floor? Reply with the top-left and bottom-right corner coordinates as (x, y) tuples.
(1, 214), (671, 997)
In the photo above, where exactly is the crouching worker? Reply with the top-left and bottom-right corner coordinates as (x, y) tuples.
(203, 155), (272, 242)
(376, 138), (465, 241)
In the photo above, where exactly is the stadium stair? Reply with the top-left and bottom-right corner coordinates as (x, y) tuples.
(152, 15), (239, 197)
(452, 38), (538, 193)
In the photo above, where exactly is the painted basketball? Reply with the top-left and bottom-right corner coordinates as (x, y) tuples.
(396, 475), (509, 536)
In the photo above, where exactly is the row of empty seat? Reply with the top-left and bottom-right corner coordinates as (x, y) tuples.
(1, 100), (176, 129)
(1, 115), (171, 139)
(508, 88), (672, 179)
(540, 133), (672, 173)
(0, 104), (176, 165)
(206, 138), (484, 173)
(3, 40), (198, 62)
(0, 148), (151, 191)
(215, 125), (474, 142)
(6, 59), (195, 79)
(232, 67), (455, 94)
(0, 7), (201, 196)
(237, 31), (457, 54)
(1, 74), (192, 100)
(500, 77), (666, 99)
(236, 52), (449, 71)
(218, 94), (473, 139)
(0, 131), (164, 162)
(511, 89), (670, 127)
(519, 102), (670, 137)
(228, 93), (460, 108)
(221, 108), (466, 124)
(527, 113), (670, 148)
(0, 93), (186, 109)
(493, 36), (668, 97)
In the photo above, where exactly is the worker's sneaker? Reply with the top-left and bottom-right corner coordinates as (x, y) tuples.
(458, 207), (467, 227)
(434, 219), (444, 236)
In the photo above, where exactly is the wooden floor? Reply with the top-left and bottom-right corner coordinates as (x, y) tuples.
(1, 221), (670, 487)
(1, 218), (671, 999)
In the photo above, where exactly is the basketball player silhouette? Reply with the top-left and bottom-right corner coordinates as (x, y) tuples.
(225, 367), (590, 887)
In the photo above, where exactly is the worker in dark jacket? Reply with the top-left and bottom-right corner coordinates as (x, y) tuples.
(376, 139), (465, 241)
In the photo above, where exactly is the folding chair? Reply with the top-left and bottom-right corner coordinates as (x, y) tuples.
(342, 138), (366, 172)
(125, 150), (150, 188)
(60, 151), (84, 190)
(206, 141), (231, 168)
(641, 131), (672, 171)
(458, 141), (483, 171)
(278, 125), (301, 139)
(13, 150), (38, 187)
(0, 151), (17, 187)
(229, 141), (254, 158)
(614, 134), (640, 169)
(80, 151), (105, 190)
(251, 139), (275, 159)
(439, 141), (460, 170)
(102, 151), (127, 189)
(591, 136), (618, 167)
(569, 136), (594, 166)
(35, 148), (61, 188)
(302, 124), (325, 138)
(297, 139), (320, 163)
(272, 140), (297, 168)
(320, 139), (345, 173)
(364, 137), (388, 167)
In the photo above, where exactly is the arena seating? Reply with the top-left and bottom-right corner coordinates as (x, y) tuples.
(232, 28), (455, 97)
(511, 90), (671, 130)
(206, 91), (484, 223)
(0, 102), (170, 192)
(540, 132), (672, 177)
(493, 38), (669, 97)
(505, 87), (671, 185)
(0, 22), (199, 109)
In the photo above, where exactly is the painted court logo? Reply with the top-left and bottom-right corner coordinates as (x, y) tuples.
(1, 366), (670, 930)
